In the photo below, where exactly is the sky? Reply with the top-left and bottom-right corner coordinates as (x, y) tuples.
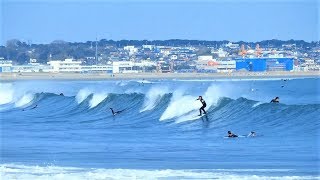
(0, 0), (319, 44)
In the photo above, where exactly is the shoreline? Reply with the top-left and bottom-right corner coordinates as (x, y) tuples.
(0, 71), (319, 81)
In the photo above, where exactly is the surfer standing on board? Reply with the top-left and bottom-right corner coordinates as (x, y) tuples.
(197, 96), (207, 116)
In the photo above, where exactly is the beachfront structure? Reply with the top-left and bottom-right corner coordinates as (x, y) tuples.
(81, 65), (113, 73)
(216, 60), (236, 72)
(47, 59), (114, 73)
(234, 57), (294, 72)
(112, 61), (134, 73)
(112, 60), (157, 73)
(12, 64), (52, 73)
(47, 59), (81, 72)
(196, 59), (236, 73)
(0, 60), (13, 72)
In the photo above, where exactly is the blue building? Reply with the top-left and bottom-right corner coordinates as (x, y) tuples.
(234, 58), (294, 72)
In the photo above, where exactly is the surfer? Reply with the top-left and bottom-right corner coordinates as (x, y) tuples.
(197, 96), (207, 116)
(59, 93), (64, 96)
(270, 97), (280, 103)
(31, 105), (38, 109)
(110, 108), (124, 116)
(247, 131), (256, 137)
(227, 131), (238, 138)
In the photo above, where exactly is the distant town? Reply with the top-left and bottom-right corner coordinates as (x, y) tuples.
(0, 39), (319, 74)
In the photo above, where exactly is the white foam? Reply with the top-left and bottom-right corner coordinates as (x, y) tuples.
(0, 164), (315, 180)
(89, 92), (108, 108)
(15, 93), (35, 107)
(252, 102), (264, 108)
(140, 86), (169, 112)
(0, 83), (14, 105)
(175, 110), (202, 123)
(76, 88), (92, 104)
(116, 81), (129, 87)
(160, 90), (201, 121)
(173, 78), (296, 82)
(160, 84), (223, 123)
(135, 80), (153, 84)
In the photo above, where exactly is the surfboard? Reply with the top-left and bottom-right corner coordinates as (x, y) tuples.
(223, 135), (246, 138)
(188, 114), (207, 120)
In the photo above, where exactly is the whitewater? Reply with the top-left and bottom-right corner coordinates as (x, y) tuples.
(0, 77), (319, 179)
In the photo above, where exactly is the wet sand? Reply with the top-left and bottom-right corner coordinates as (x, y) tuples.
(0, 71), (318, 81)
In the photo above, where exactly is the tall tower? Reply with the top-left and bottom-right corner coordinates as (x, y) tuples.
(95, 37), (98, 65)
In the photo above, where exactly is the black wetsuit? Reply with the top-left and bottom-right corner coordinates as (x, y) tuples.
(199, 99), (207, 115)
(110, 108), (123, 115)
(270, 99), (279, 103)
(228, 134), (238, 138)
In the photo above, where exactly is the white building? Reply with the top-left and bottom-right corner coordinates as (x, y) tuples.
(142, 45), (155, 50)
(225, 42), (240, 49)
(196, 59), (236, 72)
(198, 55), (213, 61)
(81, 65), (113, 73)
(47, 59), (81, 72)
(170, 54), (178, 60)
(160, 48), (171, 56)
(212, 48), (228, 58)
(216, 60), (236, 72)
(124, 46), (138, 55)
(112, 61), (134, 73)
(12, 64), (52, 73)
(134, 60), (157, 67)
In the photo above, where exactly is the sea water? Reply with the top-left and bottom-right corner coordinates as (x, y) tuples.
(0, 77), (319, 179)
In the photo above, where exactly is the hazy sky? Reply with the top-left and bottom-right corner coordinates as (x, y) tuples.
(1, 0), (319, 44)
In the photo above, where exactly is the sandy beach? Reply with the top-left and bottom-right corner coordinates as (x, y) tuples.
(0, 71), (319, 81)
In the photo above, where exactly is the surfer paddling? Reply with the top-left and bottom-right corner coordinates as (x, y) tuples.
(196, 96), (207, 116)
(270, 97), (280, 103)
(227, 131), (238, 138)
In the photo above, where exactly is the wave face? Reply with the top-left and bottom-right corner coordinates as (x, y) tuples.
(0, 78), (319, 178)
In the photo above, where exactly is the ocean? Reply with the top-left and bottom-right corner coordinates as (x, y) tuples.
(0, 77), (319, 179)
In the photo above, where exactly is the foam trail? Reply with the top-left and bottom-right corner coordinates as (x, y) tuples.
(15, 93), (34, 107)
(252, 102), (263, 108)
(140, 86), (169, 112)
(76, 89), (92, 104)
(160, 90), (201, 121)
(0, 83), (14, 105)
(173, 84), (223, 123)
(135, 80), (153, 84)
(1, 164), (311, 180)
(89, 93), (108, 108)
(116, 81), (129, 87)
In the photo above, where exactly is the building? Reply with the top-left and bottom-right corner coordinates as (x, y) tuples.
(196, 59), (236, 73)
(198, 55), (213, 61)
(234, 58), (294, 72)
(225, 42), (240, 49)
(215, 60), (236, 72)
(123, 46), (138, 55)
(142, 45), (155, 50)
(81, 65), (113, 73)
(47, 59), (82, 72)
(196, 59), (218, 73)
(112, 61), (134, 73)
(0, 60), (13, 72)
